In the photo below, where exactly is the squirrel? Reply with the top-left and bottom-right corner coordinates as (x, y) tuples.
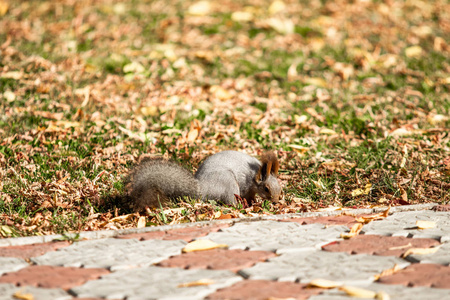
(127, 150), (282, 211)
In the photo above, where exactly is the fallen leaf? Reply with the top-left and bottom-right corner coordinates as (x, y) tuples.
(339, 286), (377, 298)
(13, 290), (34, 300)
(402, 246), (441, 258)
(137, 216), (146, 228)
(178, 278), (215, 287)
(405, 46), (423, 58)
(351, 183), (372, 197)
(304, 77), (328, 88)
(3, 90), (15, 102)
(374, 264), (402, 280)
(0, 0), (9, 16)
(415, 220), (436, 229)
(188, 1), (211, 16)
(267, 18), (294, 34)
(231, 11), (253, 22)
(269, 0), (286, 14)
(341, 223), (363, 239)
(375, 291), (390, 300)
(187, 128), (199, 143)
(182, 239), (228, 252)
(355, 207), (390, 224)
(210, 85), (232, 100)
(319, 128), (337, 135)
(308, 278), (341, 289)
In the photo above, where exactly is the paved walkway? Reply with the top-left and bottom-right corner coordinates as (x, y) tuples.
(0, 204), (449, 300)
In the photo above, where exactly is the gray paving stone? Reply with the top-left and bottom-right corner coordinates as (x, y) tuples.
(309, 282), (450, 300)
(363, 211), (450, 241)
(0, 257), (28, 276)
(70, 266), (241, 300)
(0, 283), (71, 300)
(204, 221), (347, 253)
(31, 238), (186, 270)
(240, 249), (410, 285)
(405, 241), (450, 265)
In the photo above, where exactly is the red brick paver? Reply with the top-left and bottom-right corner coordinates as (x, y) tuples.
(157, 249), (276, 272)
(378, 264), (450, 288)
(206, 280), (323, 300)
(281, 215), (359, 228)
(0, 265), (110, 290)
(0, 241), (71, 259)
(322, 235), (440, 257)
(117, 223), (230, 242)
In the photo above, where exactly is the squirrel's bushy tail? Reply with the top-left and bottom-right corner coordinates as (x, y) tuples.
(127, 158), (199, 211)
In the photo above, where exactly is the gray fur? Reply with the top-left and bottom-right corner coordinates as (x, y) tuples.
(128, 159), (200, 210)
(128, 151), (281, 210)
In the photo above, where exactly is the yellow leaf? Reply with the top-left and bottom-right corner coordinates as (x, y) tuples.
(294, 115), (308, 124)
(139, 106), (158, 117)
(188, 1), (211, 16)
(304, 77), (327, 88)
(178, 278), (215, 287)
(0, 0), (9, 16)
(267, 18), (294, 34)
(375, 291), (390, 300)
(351, 183), (372, 197)
(137, 216), (146, 228)
(339, 286), (377, 298)
(308, 279), (341, 289)
(341, 223), (363, 239)
(415, 220), (436, 229)
(231, 11), (253, 22)
(187, 128), (199, 143)
(182, 239), (228, 253)
(355, 206), (390, 224)
(13, 290), (34, 300)
(374, 264), (401, 280)
(402, 246), (441, 258)
(3, 90), (15, 102)
(405, 46), (423, 58)
(210, 85), (232, 100)
(319, 128), (337, 135)
(269, 0), (286, 14)
(287, 144), (309, 154)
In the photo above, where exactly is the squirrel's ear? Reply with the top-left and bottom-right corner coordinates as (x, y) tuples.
(256, 151), (279, 182)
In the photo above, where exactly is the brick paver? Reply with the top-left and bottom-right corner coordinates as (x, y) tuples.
(322, 235), (440, 256)
(0, 205), (449, 300)
(0, 265), (109, 290)
(157, 248), (277, 272)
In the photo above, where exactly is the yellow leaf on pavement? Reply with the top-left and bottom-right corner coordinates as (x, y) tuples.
(307, 278), (341, 289)
(339, 286), (377, 298)
(178, 278), (215, 287)
(341, 223), (363, 239)
(355, 207), (390, 224)
(182, 239), (228, 253)
(13, 290), (34, 300)
(402, 246), (441, 258)
(374, 264), (401, 280)
(415, 220), (436, 229)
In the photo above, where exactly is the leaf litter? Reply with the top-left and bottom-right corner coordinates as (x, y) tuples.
(0, 0), (449, 237)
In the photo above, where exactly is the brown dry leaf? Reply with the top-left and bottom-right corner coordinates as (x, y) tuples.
(34, 111), (64, 120)
(307, 278), (341, 289)
(12, 290), (34, 300)
(354, 207), (390, 224)
(340, 223), (363, 239)
(339, 286), (377, 298)
(178, 278), (215, 287)
(182, 239), (228, 253)
(402, 246), (441, 258)
(415, 220), (436, 229)
(374, 264), (402, 280)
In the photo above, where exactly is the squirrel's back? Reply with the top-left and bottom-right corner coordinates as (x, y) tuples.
(195, 150), (263, 205)
(128, 158), (199, 210)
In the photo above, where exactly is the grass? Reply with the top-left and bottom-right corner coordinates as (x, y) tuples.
(0, 0), (449, 237)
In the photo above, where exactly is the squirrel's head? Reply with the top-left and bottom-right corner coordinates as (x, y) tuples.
(255, 151), (282, 202)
